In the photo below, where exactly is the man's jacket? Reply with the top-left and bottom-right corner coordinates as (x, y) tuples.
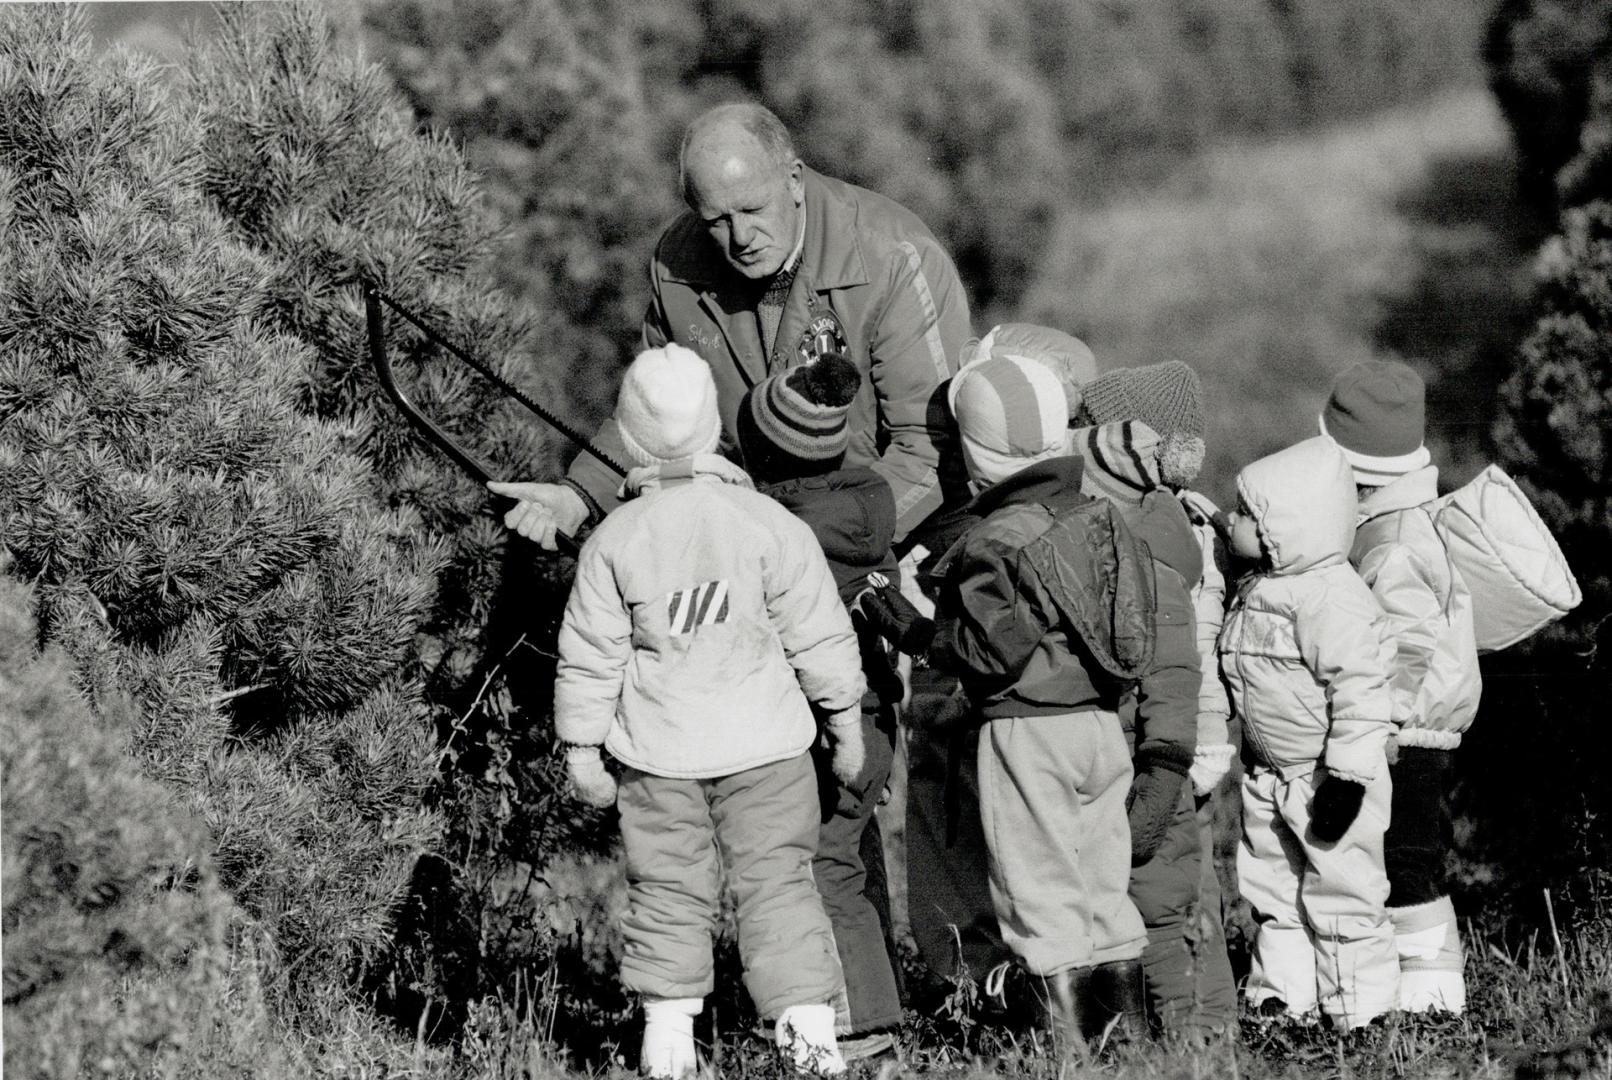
(554, 456), (865, 780)
(566, 168), (972, 542)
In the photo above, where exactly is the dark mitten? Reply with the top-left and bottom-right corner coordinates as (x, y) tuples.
(1125, 755), (1189, 865)
(854, 581), (935, 657)
(1309, 776), (1367, 842)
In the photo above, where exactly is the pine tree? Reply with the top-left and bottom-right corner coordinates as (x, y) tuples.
(0, 4), (443, 1008)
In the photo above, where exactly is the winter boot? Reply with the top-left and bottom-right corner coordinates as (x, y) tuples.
(1034, 966), (1094, 1058)
(1090, 959), (1151, 1044)
(1391, 896), (1466, 1014)
(640, 997), (702, 1079)
(776, 1003), (847, 1076)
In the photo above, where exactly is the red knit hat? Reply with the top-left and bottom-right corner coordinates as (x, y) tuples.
(1319, 359), (1430, 486)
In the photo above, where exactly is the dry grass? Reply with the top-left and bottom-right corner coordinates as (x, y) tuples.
(1021, 89), (1528, 502)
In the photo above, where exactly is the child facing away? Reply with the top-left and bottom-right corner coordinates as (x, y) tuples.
(1072, 360), (1239, 1041)
(857, 354), (1161, 1054)
(553, 344), (868, 1078)
(1218, 435), (1399, 1029)
(1321, 360), (1481, 1014)
(734, 352), (906, 1058)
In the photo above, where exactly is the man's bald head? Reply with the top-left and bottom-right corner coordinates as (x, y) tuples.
(678, 103), (797, 205)
(677, 103), (806, 280)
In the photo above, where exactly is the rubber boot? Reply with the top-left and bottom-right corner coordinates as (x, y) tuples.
(1391, 896), (1466, 1014)
(1090, 959), (1151, 1044)
(776, 1003), (847, 1076)
(1035, 967), (1094, 1058)
(641, 997), (702, 1079)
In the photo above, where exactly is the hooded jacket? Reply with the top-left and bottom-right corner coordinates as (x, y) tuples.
(1218, 438), (1395, 785)
(566, 167), (972, 543)
(1351, 467), (1482, 749)
(554, 455), (865, 780)
(1068, 423), (1201, 772)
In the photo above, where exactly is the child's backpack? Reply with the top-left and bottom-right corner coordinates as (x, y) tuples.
(1428, 464), (1581, 652)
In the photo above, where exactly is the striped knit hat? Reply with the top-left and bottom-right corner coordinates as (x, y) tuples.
(1319, 359), (1431, 486)
(615, 344), (722, 467)
(1071, 421), (1164, 506)
(1078, 360), (1206, 487)
(948, 354), (1068, 487)
(738, 353), (861, 481)
(958, 323), (1098, 420)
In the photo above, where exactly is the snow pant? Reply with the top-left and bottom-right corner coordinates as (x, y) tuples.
(1238, 765), (1397, 1027)
(1385, 747), (1464, 1012)
(903, 684), (1011, 978)
(978, 711), (1148, 976)
(1129, 784), (1238, 1037)
(812, 706), (905, 1035)
(617, 754), (843, 1019)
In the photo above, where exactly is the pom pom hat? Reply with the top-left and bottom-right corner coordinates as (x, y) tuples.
(1319, 359), (1431, 486)
(615, 344), (722, 467)
(748, 353), (861, 462)
(948, 354), (1069, 487)
(1078, 361), (1206, 487)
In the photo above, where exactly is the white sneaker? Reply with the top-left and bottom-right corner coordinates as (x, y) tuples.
(776, 1003), (847, 1076)
(641, 997), (702, 1079)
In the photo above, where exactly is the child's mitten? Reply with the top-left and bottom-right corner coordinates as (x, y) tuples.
(825, 708), (866, 785)
(565, 745), (618, 808)
(1309, 775), (1366, 842)
(1126, 753), (1189, 864)
(1190, 743), (1237, 797)
(854, 579), (935, 658)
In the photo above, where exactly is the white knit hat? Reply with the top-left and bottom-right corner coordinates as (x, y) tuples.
(615, 344), (722, 467)
(948, 354), (1068, 487)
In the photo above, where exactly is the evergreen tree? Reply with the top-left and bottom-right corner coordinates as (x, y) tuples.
(0, 4), (443, 1006)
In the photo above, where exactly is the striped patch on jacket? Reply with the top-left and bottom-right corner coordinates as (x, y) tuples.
(666, 580), (730, 635)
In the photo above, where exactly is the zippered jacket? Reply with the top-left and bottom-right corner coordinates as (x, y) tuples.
(554, 456), (865, 779)
(566, 168), (972, 543)
(1218, 438), (1395, 785)
(1350, 467), (1482, 749)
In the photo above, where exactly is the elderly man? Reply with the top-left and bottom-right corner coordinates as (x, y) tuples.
(492, 102), (973, 1058)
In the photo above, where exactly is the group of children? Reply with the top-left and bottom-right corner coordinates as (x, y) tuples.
(551, 333), (1480, 1075)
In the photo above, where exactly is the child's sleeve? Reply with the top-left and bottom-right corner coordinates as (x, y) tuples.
(1133, 566), (1200, 772)
(1357, 543), (1444, 728)
(1191, 522), (1232, 747)
(554, 541), (632, 748)
(1295, 582), (1394, 784)
(767, 515), (867, 716)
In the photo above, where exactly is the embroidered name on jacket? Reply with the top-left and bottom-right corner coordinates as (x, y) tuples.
(667, 580), (730, 635)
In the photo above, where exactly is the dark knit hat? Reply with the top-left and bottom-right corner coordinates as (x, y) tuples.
(738, 353), (861, 481)
(1318, 359), (1430, 486)
(1077, 361), (1206, 487)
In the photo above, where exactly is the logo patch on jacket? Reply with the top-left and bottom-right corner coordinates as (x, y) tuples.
(667, 580), (730, 635)
(797, 311), (848, 364)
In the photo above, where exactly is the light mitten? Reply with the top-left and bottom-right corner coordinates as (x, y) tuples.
(565, 745), (618, 808)
(776, 1003), (846, 1076)
(1189, 743), (1236, 797)
(824, 708), (865, 785)
(641, 996), (702, 1079)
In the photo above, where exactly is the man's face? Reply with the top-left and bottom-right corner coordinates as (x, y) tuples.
(684, 134), (804, 281)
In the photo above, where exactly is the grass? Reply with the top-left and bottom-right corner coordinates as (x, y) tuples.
(1020, 88), (1543, 503)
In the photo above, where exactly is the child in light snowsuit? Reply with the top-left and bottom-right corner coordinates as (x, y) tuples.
(1074, 362), (1239, 1040)
(1219, 436), (1399, 1028)
(1321, 360), (1481, 1014)
(735, 353), (906, 1056)
(858, 354), (1156, 1053)
(554, 344), (867, 1078)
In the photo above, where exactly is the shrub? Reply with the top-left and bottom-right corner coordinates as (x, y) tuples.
(0, 3), (443, 1008)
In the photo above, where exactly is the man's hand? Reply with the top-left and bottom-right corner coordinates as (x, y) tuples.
(486, 481), (589, 550)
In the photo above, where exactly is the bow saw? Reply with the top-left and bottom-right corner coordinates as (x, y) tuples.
(362, 281), (626, 557)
